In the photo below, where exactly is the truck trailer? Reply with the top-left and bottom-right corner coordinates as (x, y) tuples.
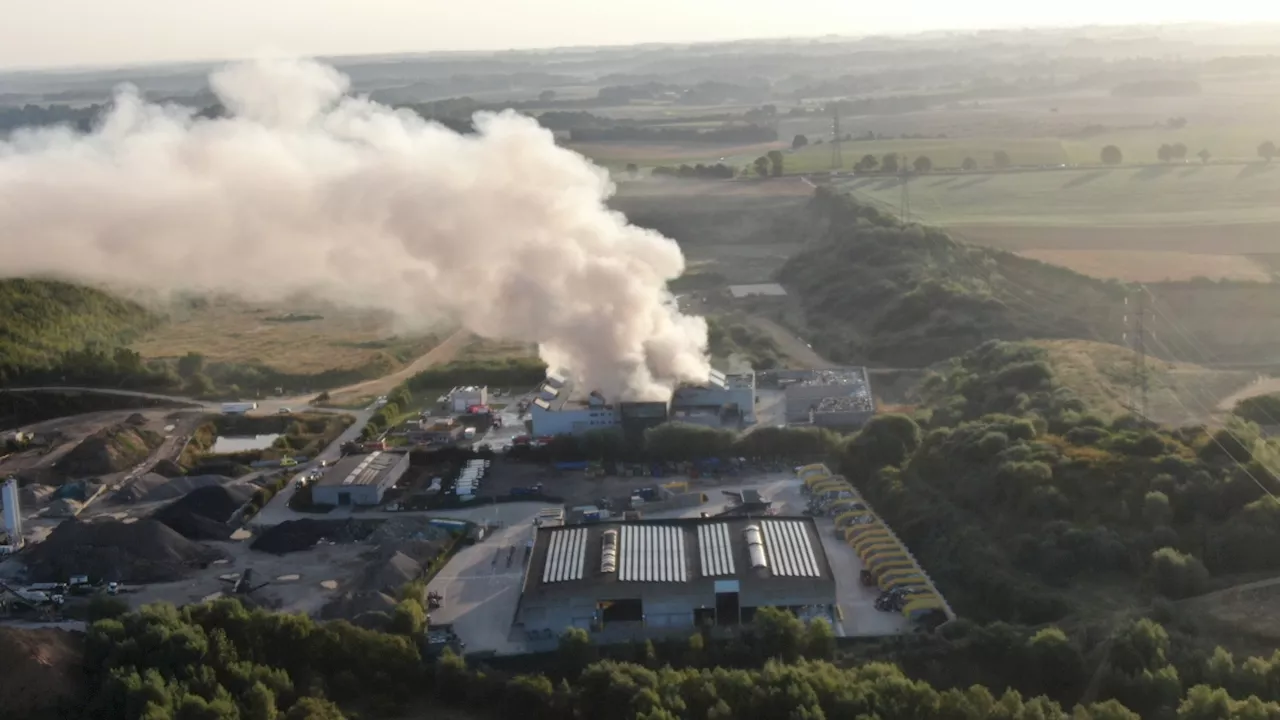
(221, 402), (259, 415)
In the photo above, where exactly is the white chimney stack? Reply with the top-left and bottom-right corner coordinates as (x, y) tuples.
(2, 478), (23, 549)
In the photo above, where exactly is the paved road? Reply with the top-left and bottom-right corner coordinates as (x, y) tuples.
(251, 403), (378, 527)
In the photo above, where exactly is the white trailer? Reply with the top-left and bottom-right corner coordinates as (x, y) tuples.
(221, 402), (259, 415)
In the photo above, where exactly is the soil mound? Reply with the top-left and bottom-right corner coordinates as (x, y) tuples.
(22, 518), (225, 583)
(250, 519), (379, 554)
(0, 627), (84, 720)
(125, 413), (148, 426)
(359, 551), (421, 594)
(151, 458), (184, 478)
(113, 474), (233, 504)
(152, 485), (253, 541)
(57, 424), (161, 477)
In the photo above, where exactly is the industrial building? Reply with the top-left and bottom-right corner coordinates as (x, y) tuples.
(447, 386), (488, 413)
(310, 451), (408, 506)
(779, 368), (875, 428)
(516, 516), (836, 638)
(528, 376), (620, 437)
(529, 369), (756, 437)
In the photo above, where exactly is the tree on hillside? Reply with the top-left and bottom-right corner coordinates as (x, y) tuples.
(913, 155), (933, 173)
(1259, 140), (1277, 163)
(993, 149), (1012, 169)
(1101, 145), (1124, 165)
(767, 149), (784, 176)
(1171, 143), (1187, 161)
(792, 134), (809, 149)
(961, 157), (978, 171)
(855, 153), (878, 172)
(1197, 148), (1211, 164)
(538, 90), (556, 102)
(177, 351), (205, 378)
(185, 372), (214, 398)
(1157, 144), (1173, 163)
(625, 163), (638, 178)
(1148, 547), (1210, 599)
(753, 156), (770, 177)
(881, 152), (900, 173)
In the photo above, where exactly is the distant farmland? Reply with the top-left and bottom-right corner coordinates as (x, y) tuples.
(837, 164), (1280, 282)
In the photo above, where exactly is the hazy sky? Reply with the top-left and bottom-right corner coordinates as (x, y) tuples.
(3, 0), (1279, 70)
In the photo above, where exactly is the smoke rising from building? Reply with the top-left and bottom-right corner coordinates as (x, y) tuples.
(0, 58), (710, 399)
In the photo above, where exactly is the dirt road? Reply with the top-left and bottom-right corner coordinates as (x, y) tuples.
(1215, 374), (1277, 413)
(312, 328), (473, 406)
(743, 316), (833, 369)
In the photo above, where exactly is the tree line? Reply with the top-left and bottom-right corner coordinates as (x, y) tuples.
(59, 595), (1280, 720)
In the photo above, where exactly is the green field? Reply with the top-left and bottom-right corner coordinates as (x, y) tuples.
(839, 163), (1280, 227)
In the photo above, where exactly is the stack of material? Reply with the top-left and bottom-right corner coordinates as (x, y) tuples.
(319, 590), (397, 629)
(358, 551), (421, 595)
(113, 474), (234, 504)
(250, 519), (378, 554)
(21, 519), (225, 583)
(152, 485), (254, 540)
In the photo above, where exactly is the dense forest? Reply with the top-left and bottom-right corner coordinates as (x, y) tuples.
(0, 278), (165, 388)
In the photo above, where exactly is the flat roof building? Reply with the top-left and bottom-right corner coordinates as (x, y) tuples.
(310, 451), (408, 507)
(516, 516), (836, 640)
(780, 368), (875, 428)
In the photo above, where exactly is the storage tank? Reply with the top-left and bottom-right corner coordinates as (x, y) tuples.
(2, 478), (22, 548)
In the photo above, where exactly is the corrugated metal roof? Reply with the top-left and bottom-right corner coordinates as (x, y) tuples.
(542, 527), (588, 583)
(618, 525), (687, 582)
(697, 523), (735, 577)
(762, 520), (821, 577)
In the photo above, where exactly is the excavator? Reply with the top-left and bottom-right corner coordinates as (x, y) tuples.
(220, 568), (270, 595)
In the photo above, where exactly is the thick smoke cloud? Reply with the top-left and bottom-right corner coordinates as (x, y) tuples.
(0, 58), (710, 400)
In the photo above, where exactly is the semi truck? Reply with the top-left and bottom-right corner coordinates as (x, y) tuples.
(221, 402), (258, 415)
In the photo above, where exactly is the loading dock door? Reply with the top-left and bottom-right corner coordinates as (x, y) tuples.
(714, 579), (741, 627)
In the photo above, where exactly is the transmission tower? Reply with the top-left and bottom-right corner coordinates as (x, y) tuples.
(1125, 287), (1150, 418)
(830, 104), (844, 170)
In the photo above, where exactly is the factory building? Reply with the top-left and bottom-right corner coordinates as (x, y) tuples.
(310, 451), (408, 506)
(447, 386), (489, 413)
(529, 377), (620, 437)
(530, 370), (754, 437)
(670, 369), (756, 428)
(780, 368), (875, 428)
(516, 516), (836, 639)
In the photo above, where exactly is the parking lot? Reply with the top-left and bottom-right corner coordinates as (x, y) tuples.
(423, 502), (559, 655)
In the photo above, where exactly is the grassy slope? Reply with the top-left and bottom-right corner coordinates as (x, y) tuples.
(1033, 339), (1253, 426)
(0, 279), (155, 382)
(776, 190), (1128, 367)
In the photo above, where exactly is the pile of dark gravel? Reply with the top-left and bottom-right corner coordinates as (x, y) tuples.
(22, 519), (225, 583)
(250, 519), (379, 554)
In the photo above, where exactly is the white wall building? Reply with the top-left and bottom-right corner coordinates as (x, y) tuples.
(448, 386), (489, 413)
(529, 379), (620, 436)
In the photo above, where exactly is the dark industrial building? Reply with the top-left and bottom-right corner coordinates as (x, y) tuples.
(516, 517), (836, 638)
(310, 451), (408, 506)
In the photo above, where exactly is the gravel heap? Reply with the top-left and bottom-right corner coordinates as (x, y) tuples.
(22, 518), (225, 583)
(113, 474), (234, 504)
(250, 519), (379, 555)
(359, 551), (420, 594)
(367, 517), (453, 545)
(152, 485), (254, 541)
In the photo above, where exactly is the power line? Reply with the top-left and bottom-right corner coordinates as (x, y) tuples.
(1124, 289), (1150, 419)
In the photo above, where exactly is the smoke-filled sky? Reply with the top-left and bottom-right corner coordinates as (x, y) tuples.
(0, 58), (711, 400)
(2, 0), (1279, 69)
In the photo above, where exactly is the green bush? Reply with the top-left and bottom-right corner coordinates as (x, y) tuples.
(1148, 547), (1210, 599)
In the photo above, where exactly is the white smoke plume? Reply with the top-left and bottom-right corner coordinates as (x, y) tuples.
(0, 58), (710, 400)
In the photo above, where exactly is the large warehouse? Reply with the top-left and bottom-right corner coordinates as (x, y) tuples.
(516, 516), (836, 638)
(310, 451), (408, 506)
